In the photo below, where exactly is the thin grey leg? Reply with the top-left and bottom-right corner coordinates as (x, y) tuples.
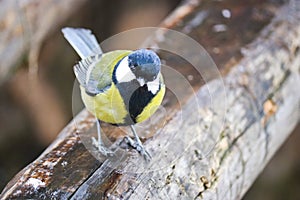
(129, 125), (152, 161)
(96, 119), (101, 148)
(92, 119), (113, 156)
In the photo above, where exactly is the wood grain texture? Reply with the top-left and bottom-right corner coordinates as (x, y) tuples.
(1, 0), (299, 199)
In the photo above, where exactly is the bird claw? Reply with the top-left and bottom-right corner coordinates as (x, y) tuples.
(122, 136), (152, 162)
(92, 137), (114, 156)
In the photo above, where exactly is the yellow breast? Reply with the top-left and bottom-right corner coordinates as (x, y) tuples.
(80, 84), (128, 124)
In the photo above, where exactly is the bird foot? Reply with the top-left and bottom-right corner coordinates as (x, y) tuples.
(121, 136), (152, 162)
(92, 137), (114, 156)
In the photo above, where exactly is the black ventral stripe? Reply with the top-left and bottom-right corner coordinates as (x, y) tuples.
(116, 80), (155, 124)
(129, 84), (155, 123)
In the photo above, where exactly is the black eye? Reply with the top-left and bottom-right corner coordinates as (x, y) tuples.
(128, 59), (137, 69)
(129, 64), (136, 70)
(130, 63), (138, 71)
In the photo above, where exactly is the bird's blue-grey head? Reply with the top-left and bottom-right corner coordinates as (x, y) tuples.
(128, 49), (161, 83)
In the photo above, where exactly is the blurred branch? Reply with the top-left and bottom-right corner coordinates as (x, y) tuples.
(1, 1), (300, 199)
(0, 0), (87, 84)
(8, 70), (68, 144)
(0, 0), (88, 145)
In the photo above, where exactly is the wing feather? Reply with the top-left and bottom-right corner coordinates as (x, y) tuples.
(62, 27), (132, 96)
(62, 27), (104, 95)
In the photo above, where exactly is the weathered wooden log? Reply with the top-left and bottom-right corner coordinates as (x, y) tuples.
(1, 0), (299, 199)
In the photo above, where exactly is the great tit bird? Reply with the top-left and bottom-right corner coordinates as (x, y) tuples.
(62, 27), (165, 160)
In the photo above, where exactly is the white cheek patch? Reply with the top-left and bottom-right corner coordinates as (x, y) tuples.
(116, 56), (136, 83)
(147, 75), (160, 94)
(137, 77), (145, 86)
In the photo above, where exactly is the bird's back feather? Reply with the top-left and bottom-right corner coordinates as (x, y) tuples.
(62, 28), (131, 95)
(86, 50), (132, 93)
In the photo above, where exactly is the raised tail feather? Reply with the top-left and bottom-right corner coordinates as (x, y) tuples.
(62, 27), (102, 59)
(62, 27), (103, 94)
